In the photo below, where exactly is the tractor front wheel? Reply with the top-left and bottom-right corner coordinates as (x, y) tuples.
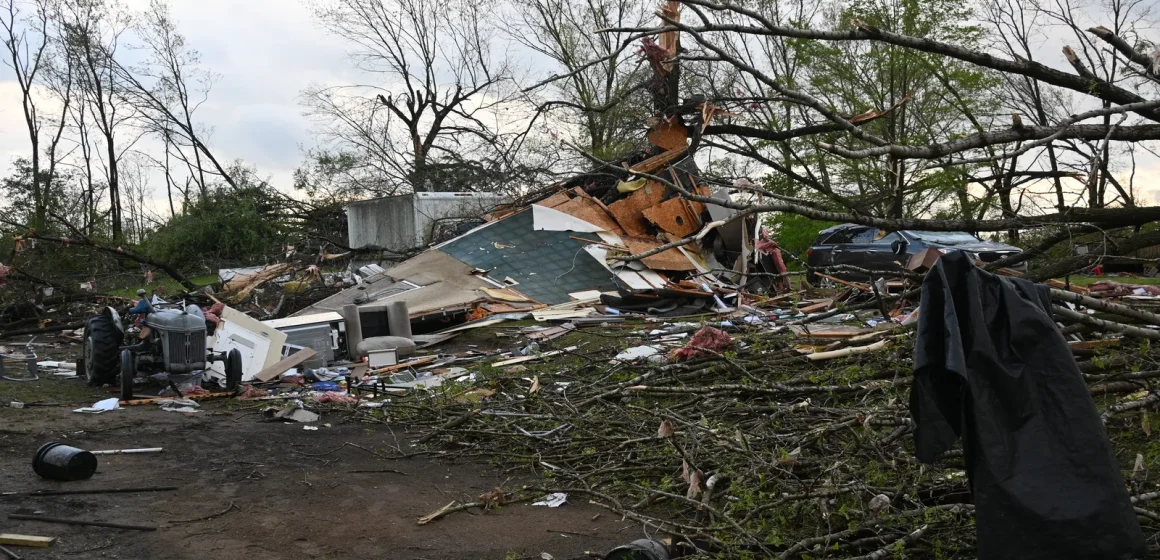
(225, 349), (243, 393)
(119, 349), (136, 401)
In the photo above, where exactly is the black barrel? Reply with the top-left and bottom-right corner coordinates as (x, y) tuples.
(32, 442), (98, 481)
(603, 540), (670, 560)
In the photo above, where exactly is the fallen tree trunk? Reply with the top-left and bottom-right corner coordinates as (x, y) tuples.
(1052, 305), (1160, 340)
(1050, 289), (1160, 326)
(23, 235), (197, 291)
(0, 321), (85, 340)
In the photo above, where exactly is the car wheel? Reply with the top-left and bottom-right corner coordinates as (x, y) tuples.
(84, 314), (121, 386)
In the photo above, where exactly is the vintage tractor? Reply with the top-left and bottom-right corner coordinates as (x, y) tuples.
(82, 302), (242, 401)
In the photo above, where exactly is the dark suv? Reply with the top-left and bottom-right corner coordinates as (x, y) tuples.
(806, 224), (1025, 283)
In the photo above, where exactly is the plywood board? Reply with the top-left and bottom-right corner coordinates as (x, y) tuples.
(623, 236), (697, 272)
(537, 191), (571, 208)
(642, 197), (700, 237)
(648, 118), (688, 150)
(532, 204), (605, 233)
(553, 197), (625, 235)
(607, 181), (666, 237)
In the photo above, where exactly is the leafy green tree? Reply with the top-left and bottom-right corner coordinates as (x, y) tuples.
(793, 0), (998, 219)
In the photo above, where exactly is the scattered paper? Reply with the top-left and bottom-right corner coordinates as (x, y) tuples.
(532, 492), (568, 507)
(303, 425), (319, 431)
(73, 397), (121, 414)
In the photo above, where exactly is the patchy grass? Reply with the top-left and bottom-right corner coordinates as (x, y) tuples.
(1056, 276), (1160, 287)
(0, 376), (107, 409)
(103, 273), (219, 299)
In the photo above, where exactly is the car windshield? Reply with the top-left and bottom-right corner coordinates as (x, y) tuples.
(905, 230), (981, 245)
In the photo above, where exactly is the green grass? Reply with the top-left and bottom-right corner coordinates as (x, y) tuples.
(1056, 276), (1160, 287)
(104, 273), (218, 298)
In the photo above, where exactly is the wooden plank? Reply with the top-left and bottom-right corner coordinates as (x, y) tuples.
(493, 346), (578, 368)
(629, 145), (687, 174)
(798, 298), (834, 314)
(0, 534), (55, 547)
(254, 348), (317, 382)
(367, 356), (437, 376)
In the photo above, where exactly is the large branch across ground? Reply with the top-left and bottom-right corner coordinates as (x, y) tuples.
(21, 235), (196, 291)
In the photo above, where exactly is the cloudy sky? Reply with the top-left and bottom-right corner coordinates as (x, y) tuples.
(0, 0), (1157, 207)
(0, 0), (357, 192)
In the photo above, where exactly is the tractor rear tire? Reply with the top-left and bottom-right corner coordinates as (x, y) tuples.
(225, 349), (243, 393)
(120, 350), (136, 401)
(84, 314), (121, 386)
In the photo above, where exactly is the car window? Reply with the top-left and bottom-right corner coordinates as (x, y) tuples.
(851, 228), (879, 244)
(872, 231), (902, 244)
(904, 230), (981, 244)
(822, 228), (860, 244)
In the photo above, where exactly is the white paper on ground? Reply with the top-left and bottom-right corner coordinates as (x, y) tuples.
(614, 346), (664, 361)
(73, 397), (121, 414)
(532, 493), (568, 507)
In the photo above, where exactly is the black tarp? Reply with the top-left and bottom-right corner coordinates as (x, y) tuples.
(911, 252), (1145, 560)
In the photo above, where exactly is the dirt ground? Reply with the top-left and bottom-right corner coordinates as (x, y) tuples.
(0, 378), (638, 560)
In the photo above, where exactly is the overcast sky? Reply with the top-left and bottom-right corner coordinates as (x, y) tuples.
(0, 0), (1157, 207)
(0, 0), (356, 192)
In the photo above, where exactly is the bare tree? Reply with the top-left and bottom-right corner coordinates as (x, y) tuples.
(113, 0), (236, 195)
(59, 0), (136, 241)
(303, 0), (528, 198)
(510, 0), (654, 161)
(2, 0), (56, 230)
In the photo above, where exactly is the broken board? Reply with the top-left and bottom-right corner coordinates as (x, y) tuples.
(254, 348), (317, 383)
(623, 236), (697, 272)
(537, 191), (571, 209)
(607, 181), (667, 237)
(647, 117), (689, 150)
(629, 145), (688, 174)
(642, 198), (701, 238)
(552, 197), (625, 235)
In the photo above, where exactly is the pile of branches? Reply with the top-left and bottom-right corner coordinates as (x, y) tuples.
(377, 322), (1160, 557)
